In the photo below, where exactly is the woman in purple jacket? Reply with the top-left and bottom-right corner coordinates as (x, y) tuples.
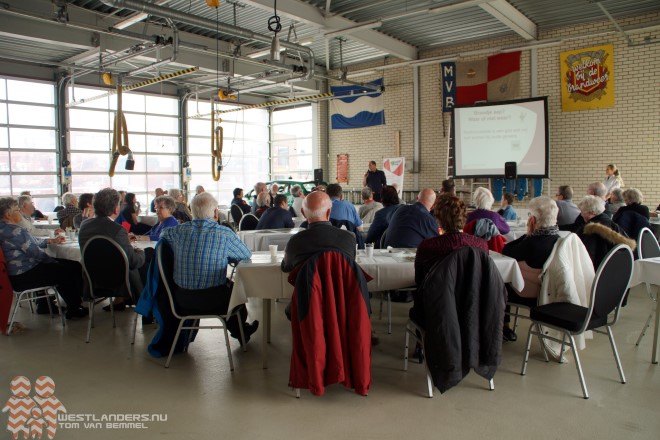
(466, 187), (510, 235)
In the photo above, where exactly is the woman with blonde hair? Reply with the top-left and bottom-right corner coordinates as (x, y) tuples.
(603, 164), (624, 196)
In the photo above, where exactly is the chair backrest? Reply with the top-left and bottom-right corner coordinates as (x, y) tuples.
(380, 230), (387, 249)
(239, 213), (259, 231)
(81, 235), (131, 300)
(615, 210), (650, 241)
(230, 204), (244, 224)
(637, 227), (660, 260)
(59, 215), (74, 229)
(156, 241), (184, 320)
(583, 244), (634, 331)
(464, 219), (504, 252)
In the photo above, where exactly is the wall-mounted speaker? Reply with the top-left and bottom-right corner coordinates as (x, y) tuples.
(314, 168), (323, 182)
(504, 162), (517, 180)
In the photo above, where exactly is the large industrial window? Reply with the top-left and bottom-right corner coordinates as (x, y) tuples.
(186, 100), (269, 205)
(271, 106), (313, 181)
(0, 77), (59, 212)
(67, 86), (180, 209)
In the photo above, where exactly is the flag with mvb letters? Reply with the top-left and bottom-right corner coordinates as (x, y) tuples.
(330, 78), (384, 129)
(441, 52), (520, 110)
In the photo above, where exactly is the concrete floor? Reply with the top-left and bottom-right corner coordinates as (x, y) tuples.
(2, 284), (659, 440)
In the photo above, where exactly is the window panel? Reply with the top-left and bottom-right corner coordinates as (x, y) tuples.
(272, 106), (311, 124)
(147, 174), (180, 192)
(7, 104), (55, 127)
(272, 121), (312, 138)
(9, 128), (56, 150)
(124, 112), (146, 133)
(31, 197), (57, 213)
(70, 130), (111, 152)
(146, 135), (178, 154)
(71, 152), (112, 173)
(7, 80), (54, 104)
(114, 93), (145, 112)
(188, 119), (210, 136)
(0, 79), (5, 100)
(71, 174), (111, 194)
(69, 109), (110, 131)
(0, 175), (9, 195)
(0, 150), (8, 172)
(111, 173), (148, 193)
(146, 115), (178, 134)
(146, 95), (178, 115)
(67, 86), (110, 110)
(127, 134), (146, 153)
(146, 154), (179, 172)
(0, 103), (6, 124)
(188, 137), (210, 155)
(11, 174), (57, 195)
(10, 151), (56, 172)
(0, 127), (7, 149)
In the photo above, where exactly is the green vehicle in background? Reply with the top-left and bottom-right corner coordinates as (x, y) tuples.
(246, 180), (327, 207)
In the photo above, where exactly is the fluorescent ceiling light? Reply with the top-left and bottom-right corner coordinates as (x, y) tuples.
(246, 38), (313, 59)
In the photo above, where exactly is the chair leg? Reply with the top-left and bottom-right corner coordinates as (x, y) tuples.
(45, 290), (53, 316)
(6, 293), (25, 336)
(536, 324), (550, 363)
(488, 379), (495, 390)
(636, 311), (654, 346)
(424, 365), (433, 398)
(86, 303), (94, 343)
(512, 306), (519, 332)
(165, 321), (185, 368)
(378, 293), (384, 320)
(51, 289), (65, 330)
(387, 292), (392, 334)
(606, 326), (626, 384)
(131, 312), (138, 345)
(236, 314), (247, 352)
(403, 325), (410, 371)
(295, 388), (300, 398)
(110, 299), (116, 329)
(520, 323), (534, 375)
(558, 333), (567, 364)
(222, 326), (235, 372)
(568, 334), (589, 399)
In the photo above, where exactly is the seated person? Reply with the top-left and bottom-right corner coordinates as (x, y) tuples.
(161, 192), (258, 343)
(150, 188), (165, 213)
(0, 197), (87, 319)
(441, 178), (455, 195)
(169, 188), (192, 223)
(290, 185), (305, 218)
(327, 183), (362, 228)
(502, 196), (561, 341)
(576, 195), (634, 269)
(613, 188), (650, 221)
(466, 187), (509, 235)
(365, 185), (400, 248)
(73, 193), (94, 229)
(56, 192), (82, 228)
(134, 196), (178, 242)
(251, 182), (267, 215)
(555, 185), (581, 226)
(497, 192), (517, 220)
(383, 188), (438, 249)
(121, 193), (151, 235)
(17, 195), (62, 238)
(605, 188), (626, 217)
(256, 194), (294, 230)
(78, 188), (147, 311)
(358, 187), (383, 223)
(20, 191), (47, 220)
(230, 187), (251, 214)
(269, 183), (280, 207)
(255, 192), (270, 218)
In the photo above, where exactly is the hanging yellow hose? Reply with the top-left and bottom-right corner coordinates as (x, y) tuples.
(109, 84), (130, 177)
(211, 100), (223, 181)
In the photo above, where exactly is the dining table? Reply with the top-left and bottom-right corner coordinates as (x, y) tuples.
(231, 249), (524, 368)
(629, 257), (660, 364)
(45, 238), (155, 262)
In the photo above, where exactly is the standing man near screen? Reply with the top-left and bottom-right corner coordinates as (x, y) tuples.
(363, 161), (387, 203)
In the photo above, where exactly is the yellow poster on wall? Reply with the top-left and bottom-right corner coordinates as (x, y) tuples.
(560, 44), (614, 112)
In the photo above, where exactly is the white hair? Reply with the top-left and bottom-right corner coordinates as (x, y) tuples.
(291, 185), (303, 198)
(528, 196), (558, 228)
(256, 192), (270, 207)
(473, 187), (494, 210)
(62, 192), (77, 206)
(169, 188), (182, 199)
(361, 187), (373, 200)
(587, 182), (607, 198)
(610, 188), (624, 203)
(623, 188), (643, 205)
(578, 195), (605, 216)
(190, 192), (217, 220)
(17, 195), (32, 209)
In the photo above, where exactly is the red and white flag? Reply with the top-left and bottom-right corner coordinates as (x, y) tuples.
(451, 51), (521, 106)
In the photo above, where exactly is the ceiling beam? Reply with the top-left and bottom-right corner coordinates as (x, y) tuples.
(238, 0), (418, 60)
(480, 0), (536, 40)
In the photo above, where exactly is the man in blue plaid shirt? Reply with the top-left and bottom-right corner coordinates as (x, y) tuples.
(161, 192), (258, 344)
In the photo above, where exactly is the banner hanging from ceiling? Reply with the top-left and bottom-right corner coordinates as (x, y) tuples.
(560, 44), (614, 112)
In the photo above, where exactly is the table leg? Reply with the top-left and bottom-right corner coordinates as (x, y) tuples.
(266, 299), (272, 343)
(652, 298), (659, 365)
(262, 298), (272, 369)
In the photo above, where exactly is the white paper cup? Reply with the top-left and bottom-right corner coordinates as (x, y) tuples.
(68, 231), (75, 241)
(47, 218), (52, 225)
(365, 243), (374, 258)
(269, 244), (278, 258)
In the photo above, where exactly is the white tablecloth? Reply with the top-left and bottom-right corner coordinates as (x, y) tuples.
(230, 249), (524, 311)
(237, 228), (301, 252)
(630, 257), (660, 287)
(33, 220), (59, 230)
(45, 240), (155, 262)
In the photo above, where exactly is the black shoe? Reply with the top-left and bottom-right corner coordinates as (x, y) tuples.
(234, 320), (259, 346)
(503, 326), (517, 342)
(66, 306), (88, 320)
(102, 303), (126, 312)
(413, 343), (424, 364)
(36, 298), (58, 315)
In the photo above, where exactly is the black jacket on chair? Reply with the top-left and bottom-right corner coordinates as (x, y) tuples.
(419, 247), (506, 393)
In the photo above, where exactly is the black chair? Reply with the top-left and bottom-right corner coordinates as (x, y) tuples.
(230, 204), (244, 225)
(520, 244), (634, 399)
(157, 242), (246, 369)
(634, 227), (660, 347)
(238, 213), (259, 231)
(80, 235), (138, 344)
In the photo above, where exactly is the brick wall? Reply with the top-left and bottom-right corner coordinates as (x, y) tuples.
(324, 12), (660, 206)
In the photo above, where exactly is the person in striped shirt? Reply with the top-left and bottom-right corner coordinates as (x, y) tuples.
(160, 192), (258, 344)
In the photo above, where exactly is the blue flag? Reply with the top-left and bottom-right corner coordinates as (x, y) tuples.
(330, 79), (384, 129)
